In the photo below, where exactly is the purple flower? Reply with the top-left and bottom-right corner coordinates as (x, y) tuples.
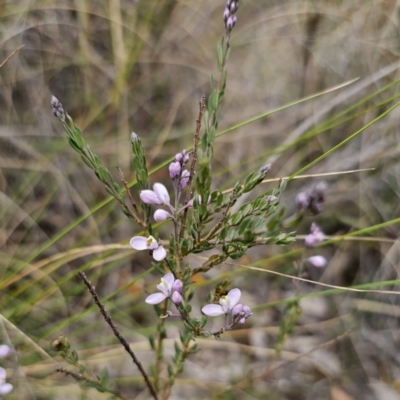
(0, 367), (12, 395)
(169, 161), (181, 180)
(202, 288), (241, 316)
(140, 183), (170, 205)
(175, 152), (183, 162)
(174, 149), (190, 165)
(130, 235), (167, 261)
(154, 209), (172, 222)
(305, 223), (325, 247)
(295, 192), (310, 211)
(306, 255), (327, 268)
(145, 273), (183, 305)
(296, 182), (327, 215)
(0, 345), (12, 359)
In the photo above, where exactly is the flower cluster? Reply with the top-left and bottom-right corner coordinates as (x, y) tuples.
(169, 149), (191, 190)
(202, 288), (252, 327)
(223, 0), (239, 32)
(145, 273), (182, 305)
(0, 345), (13, 396)
(51, 96), (65, 120)
(296, 181), (327, 215)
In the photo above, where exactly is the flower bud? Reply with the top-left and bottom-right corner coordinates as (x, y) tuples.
(229, 1), (238, 13)
(140, 190), (163, 205)
(169, 161), (181, 180)
(172, 279), (183, 294)
(154, 209), (172, 222)
(226, 15), (237, 31)
(51, 95), (65, 120)
(175, 152), (183, 162)
(171, 291), (182, 305)
(232, 303), (244, 318)
(259, 163), (271, 174)
(307, 255), (327, 268)
(179, 170), (190, 189)
(223, 8), (230, 22)
(130, 131), (140, 143)
(182, 151), (190, 164)
(242, 305), (253, 319)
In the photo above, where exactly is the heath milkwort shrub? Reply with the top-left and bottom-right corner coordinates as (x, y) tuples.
(50, 1), (328, 399)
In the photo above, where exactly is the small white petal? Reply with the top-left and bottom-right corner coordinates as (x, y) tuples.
(226, 288), (241, 310)
(0, 383), (13, 395)
(202, 304), (225, 316)
(307, 255), (327, 268)
(153, 183), (170, 204)
(162, 273), (175, 288)
(153, 246), (167, 261)
(145, 293), (168, 304)
(140, 190), (163, 205)
(130, 236), (148, 250)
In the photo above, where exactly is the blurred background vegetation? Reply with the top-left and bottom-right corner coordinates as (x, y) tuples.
(2, 0), (400, 398)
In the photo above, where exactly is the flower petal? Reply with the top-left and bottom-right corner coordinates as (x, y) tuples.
(307, 255), (327, 268)
(153, 183), (170, 204)
(153, 246), (167, 261)
(130, 236), (148, 250)
(140, 190), (163, 205)
(226, 288), (241, 310)
(0, 345), (11, 359)
(0, 383), (13, 395)
(163, 273), (175, 288)
(201, 304), (225, 316)
(145, 293), (167, 304)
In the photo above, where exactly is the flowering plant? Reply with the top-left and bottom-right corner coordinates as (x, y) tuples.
(48, 1), (333, 399)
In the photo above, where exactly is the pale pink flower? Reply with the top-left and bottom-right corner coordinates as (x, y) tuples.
(202, 288), (241, 316)
(145, 273), (183, 305)
(130, 235), (167, 261)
